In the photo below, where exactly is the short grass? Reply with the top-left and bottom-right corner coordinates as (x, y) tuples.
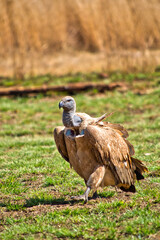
(0, 71), (160, 88)
(0, 73), (160, 239)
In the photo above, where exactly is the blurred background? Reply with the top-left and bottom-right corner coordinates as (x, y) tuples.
(0, 0), (160, 78)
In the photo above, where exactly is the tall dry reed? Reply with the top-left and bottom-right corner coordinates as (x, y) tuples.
(0, 0), (160, 76)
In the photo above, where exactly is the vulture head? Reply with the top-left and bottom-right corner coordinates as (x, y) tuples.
(59, 96), (76, 112)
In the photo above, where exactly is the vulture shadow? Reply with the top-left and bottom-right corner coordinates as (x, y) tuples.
(24, 197), (81, 207)
(0, 198), (79, 209)
(24, 193), (114, 207)
(0, 193), (114, 210)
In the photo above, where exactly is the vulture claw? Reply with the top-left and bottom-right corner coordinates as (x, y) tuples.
(71, 195), (86, 201)
(71, 187), (91, 203)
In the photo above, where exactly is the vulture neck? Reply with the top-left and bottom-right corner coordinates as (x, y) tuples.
(62, 108), (75, 128)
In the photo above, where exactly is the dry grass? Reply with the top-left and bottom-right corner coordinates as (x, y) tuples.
(1, 50), (160, 78)
(0, 0), (160, 77)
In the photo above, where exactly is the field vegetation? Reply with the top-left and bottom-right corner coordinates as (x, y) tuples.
(1, 0), (160, 76)
(0, 72), (160, 239)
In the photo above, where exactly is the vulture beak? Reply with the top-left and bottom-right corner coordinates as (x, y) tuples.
(59, 101), (64, 109)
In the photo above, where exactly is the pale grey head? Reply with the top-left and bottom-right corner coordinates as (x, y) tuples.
(59, 96), (76, 112)
(59, 96), (82, 128)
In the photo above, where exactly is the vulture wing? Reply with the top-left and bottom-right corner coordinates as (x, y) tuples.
(105, 122), (135, 156)
(84, 125), (135, 186)
(53, 126), (69, 162)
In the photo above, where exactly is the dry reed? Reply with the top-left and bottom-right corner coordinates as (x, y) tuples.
(0, 0), (160, 77)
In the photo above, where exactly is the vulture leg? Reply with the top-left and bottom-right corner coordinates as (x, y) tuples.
(71, 166), (105, 202)
(87, 165), (105, 190)
(71, 187), (91, 202)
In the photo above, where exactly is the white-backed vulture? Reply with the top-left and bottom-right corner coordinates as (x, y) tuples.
(54, 96), (148, 202)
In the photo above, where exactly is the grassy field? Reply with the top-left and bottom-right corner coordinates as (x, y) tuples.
(0, 72), (160, 239)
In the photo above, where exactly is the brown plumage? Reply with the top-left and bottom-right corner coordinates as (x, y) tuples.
(54, 96), (148, 202)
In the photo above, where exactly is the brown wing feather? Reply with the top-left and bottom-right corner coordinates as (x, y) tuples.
(103, 122), (129, 138)
(99, 122), (135, 156)
(53, 126), (69, 162)
(85, 125), (134, 185)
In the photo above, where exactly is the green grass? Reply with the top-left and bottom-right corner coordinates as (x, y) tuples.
(0, 71), (160, 88)
(0, 73), (160, 239)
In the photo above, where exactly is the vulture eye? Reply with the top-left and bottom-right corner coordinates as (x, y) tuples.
(67, 99), (72, 102)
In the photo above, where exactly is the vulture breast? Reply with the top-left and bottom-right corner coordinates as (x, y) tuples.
(64, 129), (98, 182)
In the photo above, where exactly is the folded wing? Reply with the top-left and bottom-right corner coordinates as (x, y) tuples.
(54, 126), (69, 162)
(84, 124), (135, 186)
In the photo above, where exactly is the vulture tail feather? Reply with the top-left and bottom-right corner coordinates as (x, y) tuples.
(132, 157), (148, 180)
(132, 157), (148, 173)
(120, 184), (136, 193)
(135, 170), (144, 180)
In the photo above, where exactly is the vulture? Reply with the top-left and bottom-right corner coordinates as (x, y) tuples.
(54, 96), (148, 202)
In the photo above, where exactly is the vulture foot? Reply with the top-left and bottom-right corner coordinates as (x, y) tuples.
(71, 187), (91, 203)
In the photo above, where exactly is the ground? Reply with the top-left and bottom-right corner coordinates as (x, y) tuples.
(0, 72), (160, 239)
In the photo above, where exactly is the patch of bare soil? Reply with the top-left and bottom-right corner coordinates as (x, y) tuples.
(149, 231), (160, 240)
(0, 182), (159, 222)
(0, 191), (129, 220)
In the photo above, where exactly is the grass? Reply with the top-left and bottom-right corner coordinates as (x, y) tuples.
(1, 0), (160, 53)
(0, 71), (160, 88)
(1, 0), (160, 76)
(0, 73), (160, 239)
